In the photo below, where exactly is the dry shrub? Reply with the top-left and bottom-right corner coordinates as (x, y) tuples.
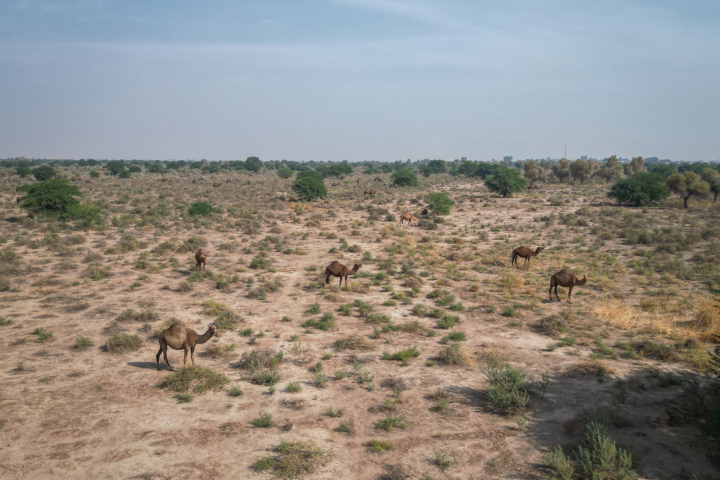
(565, 359), (615, 381)
(437, 342), (471, 366)
(592, 298), (720, 341)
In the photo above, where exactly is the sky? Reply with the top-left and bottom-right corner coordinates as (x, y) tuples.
(0, 0), (719, 162)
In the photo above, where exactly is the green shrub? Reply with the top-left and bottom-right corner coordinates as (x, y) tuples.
(425, 192), (454, 215)
(73, 337), (94, 349)
(31, 165), (56, 181)
(391, 169), (419, 187)
(17, 179), (83, 216)
(161, 366), (229, 394)
(292, 171), (327, 201)
(252, 439), (332, 477)
(381, 346), (420, 365)
(369, 439), (394, 452)
(252, 412), (275, 428)
(376, 414), (408, 431)
(302, 312), (335, 331)
(277, 167), (294, 179)
(188, 201), (215, 216)
(484, 166), (528, 197)
(542, 447), (575, 480)
(485, 362), (529, 414)
(608, 173), (670, 207)
(575, 423), (636, 480)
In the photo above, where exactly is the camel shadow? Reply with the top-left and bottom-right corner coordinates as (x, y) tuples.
(127, 361), (159, 370)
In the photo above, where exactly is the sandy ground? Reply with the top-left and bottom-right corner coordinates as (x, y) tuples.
(0, 173), (718, 479)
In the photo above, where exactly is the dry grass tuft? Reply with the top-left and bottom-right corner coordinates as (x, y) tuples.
(565, 359), (615, 381)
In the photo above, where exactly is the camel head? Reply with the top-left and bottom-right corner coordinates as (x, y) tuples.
(577, 275), (588, 286)
(536, 247), (544, 254)
(352, 263), (362, 272)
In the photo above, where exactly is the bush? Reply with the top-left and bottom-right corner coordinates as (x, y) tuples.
(391, 169), (419, 187)
(105, 333), (142, 353)
(542, 447), (575, 480)
(245, 156), (263, 172)
(425, 192), (453, 215)
(188, 201), (215, 216)
(575, 423), (636, 479)
(90, 170), (100, 178)
(292, 171), (327, 201)
(31, 165), (56, 181)
(15, 166), (31, 177)
(253, 440), (332, 478)
(105, 160), (127, 176)
(485, 362), (529, 414)
(17, 179), (83, 216)
(277, 167), (294, 179)
(161, 366), (229, 394)
(484, 166), (528, 197)
(608, 173), (670, 207)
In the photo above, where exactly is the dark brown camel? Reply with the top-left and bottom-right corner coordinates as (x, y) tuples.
(156, 324), (216, 371)
(325, 261), (361, 288)
(213, 183), (221, 188)
(161, 178), (167, 182)
(420, 208), (428, 215)
(511, 246), (543, 269)
(549, 269), (587, 304)
(374, 177), (382, 182)
(193, 179), (197, 184)
(227, 179), (232, 183)
(16, 196), (22, 204)
(195, 249), (207, 272)
(364, 190), (377, 196)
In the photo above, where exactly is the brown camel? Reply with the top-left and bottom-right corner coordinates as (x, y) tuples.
(192, 179), (197, 184)
(364, 190), (377, 196)
(331, 183), (339, 186)
(85, 180), (91, 183)
(549, 269), (588, 304)
(420, 208), (429, 215)
(195, 249), (207, 272)
(16, 196), (22, 204)
(90, 187), (95, 195)
(161, 177), (167, 182)
(398, 212), (420, 226)
(226, 179), (232, 183)
(325, 261), (361, 288)
(511, 246), (543, 269)
(374, 177), (382, 182)
(156, 324), (216, 371)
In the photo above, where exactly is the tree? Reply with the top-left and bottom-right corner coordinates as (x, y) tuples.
(15, 166), (31, 178)
(623, 156), (645, 176)
(146, 163), (165, 173)
(202, 163), (222, 174)
(31, 165), (56, 181)
(17, 179), (83, 215)
(245, 156), (262, 172)
(105, 161), (127, 176)
(277, 167), (294, 179)
(128, 165), (142, 173)
(552, 159), (571, 183)
(523, 159), (547, 186)
(569, 159), (592, 184)
(419, 165), (434, 177)
(608, 173), (670, 207)
(484, 166), (528, 197)
(649, 164), (676, 178)
(701, 168), (720, 203)
(596, 155), (624, 184)
(90, 170), (100, 178)
(427, 159), (446, 174)
(391, 169), (419, 187)
(666, 171), (710, 208)
(292, 171), (327, 201)
(425, 192), (454, 215)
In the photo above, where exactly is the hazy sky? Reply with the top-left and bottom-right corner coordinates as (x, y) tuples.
(1, 0), (719, 161)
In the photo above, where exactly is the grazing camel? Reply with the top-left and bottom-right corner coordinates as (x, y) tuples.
(192, 179), (197, 184)
(90, 187), (95, 195)
(420, 208), (429, 215)
(549, 269), (587, 304)
(85, 180), (91, 183)
(195, 249), (207, 272)
(364, 190), (377, 196)
(511, 246), (543, 269)
(16, 196), (22, 204)
(226, 179), (232, 183)
(331, 183), (339, 186)
(161, 177), (167, 182)
(325, 261), (361, 288)
(398, 212), (420, 226)
(374, 177), (383, 182)
(156, 324), (217, 371)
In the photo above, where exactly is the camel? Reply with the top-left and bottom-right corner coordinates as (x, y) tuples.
(374, 177), (383, 182)
(226, 179), (232, 183)
(213, 183), (221, 188)
(549, 269), (587, 304)
(161, 178), (167, 182)
(331, 183), (339, 186)
(325, 261), (361, 288)
(420, 208), (428, 215)
(511, 246), (543, 269)
(90, 187), (95, 195)
(398, 212), (420, 226)
(156, 324), (216, 371)
(195, 249), (207, 272)
(364, 190), (377, 196)
(16, 196), (22, 204)
(85, 180), (91, 183)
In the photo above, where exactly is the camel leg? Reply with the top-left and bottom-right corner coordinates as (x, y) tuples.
(326, 274), (331, 285)
(202, 262), (206, 272)
(554, 285), (560, 302)
(549, 284), (553, 302)
(191, 346), (196, 366)
(163, 346), (174, 371)
(567, 286), (573, 304)
(156, 347), (163, 371)
(339, 276), (343, 288)
(183, 347), (189, 368)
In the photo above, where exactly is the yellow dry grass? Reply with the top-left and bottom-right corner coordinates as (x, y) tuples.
(591, 296), (720, 341)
